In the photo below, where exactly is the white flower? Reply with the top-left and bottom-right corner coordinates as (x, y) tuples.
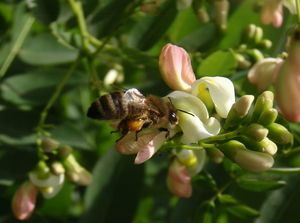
(191, 76), (235, 118)
(29, 172), (65, 199)
(168, 91), (221, 144)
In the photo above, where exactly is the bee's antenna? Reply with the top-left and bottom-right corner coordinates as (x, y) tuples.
(177, 109), (195, 117)
(167, 97), (194, 117)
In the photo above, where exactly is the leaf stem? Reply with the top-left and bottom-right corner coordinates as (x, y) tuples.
(268, 167), (300, 174)
(296, 0), (300, 23)
(0, 15), (35, 79)
(200, 127), (243, 144)
(68, 0), (93, 52)
(36, 56), (81, 132)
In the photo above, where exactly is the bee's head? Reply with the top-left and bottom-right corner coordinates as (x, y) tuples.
(168, 111), (178, 125)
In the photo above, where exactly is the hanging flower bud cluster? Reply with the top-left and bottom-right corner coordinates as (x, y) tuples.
(115, 43), (293, 198)
(232, 24), (273, 70)
(11, 137), (91, 221)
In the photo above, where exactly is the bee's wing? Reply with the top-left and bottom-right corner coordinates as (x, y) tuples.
(123, 88), (146, 103)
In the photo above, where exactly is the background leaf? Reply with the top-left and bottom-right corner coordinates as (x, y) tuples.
(81, 149), (144, 223)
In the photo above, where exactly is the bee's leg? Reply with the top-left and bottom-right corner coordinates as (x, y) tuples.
(133, 122), (148, 141)
(158, 127), (170, 138)
(135, 131), (140, 141)
(115, 120), (129, 142)
(115, 129), (128, 142)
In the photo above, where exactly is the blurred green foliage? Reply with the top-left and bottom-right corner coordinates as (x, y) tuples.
(0, 0), (300, 223)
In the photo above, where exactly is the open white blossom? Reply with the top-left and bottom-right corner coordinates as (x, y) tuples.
(191, 76), (235, 118)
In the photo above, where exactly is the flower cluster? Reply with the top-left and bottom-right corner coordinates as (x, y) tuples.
(111, 43), (293, 198)
(11, 137), (91, 220)
(248, 28), (300, 122)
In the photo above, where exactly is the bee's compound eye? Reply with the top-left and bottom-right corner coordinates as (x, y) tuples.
(169, 112), (178, 124)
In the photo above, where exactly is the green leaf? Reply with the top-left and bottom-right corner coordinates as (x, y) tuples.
(196, 50), (238, 77)
(0, 68), (86, 106)
(81, 149), (144, 223)
(29, 0), (60, 24)
(178, 23), (216, 51)
(0, 108), (37, 143)
(237, 175), (286, 192)
(50, 123), (92, 150)
(129, 0), (177, 50)
(257, 174), (300, 223)
(88, 0), (134, 37)
(218, 194), (259, 219)
(168, 7), (201, 42)
(194, 202), (215, 223)
(19, 33), (78, 65)
(0, 147), (38, 180)
(11, 2), (32, 41)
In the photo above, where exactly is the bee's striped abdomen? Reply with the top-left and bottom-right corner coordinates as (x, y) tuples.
(87, 91), (127, 120)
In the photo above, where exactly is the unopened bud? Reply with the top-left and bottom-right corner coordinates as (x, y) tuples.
(63, 154), (92, 186)
(257, 108), (278, 126)
(267, 123), (293, 144)
(58, 145), (73, 158)
(220, 140), (274, 172)
(206, 147), (224, 164)
(12, 181), (38, 221)
(167, 159), (192, 198)
(140, 0), (160, 14)
(260, 137), (278, 155)
(244, 24), (257, 42)
(235, 53), (251, 69)
(159, 43), (196, 91)
(252, 91), (274, 122)
(41, 137), (60, 153)
(196, 7), (210, 23)
(177, 0), (192, 10)
(240, 136), (277, 156)
(192, 1), (209, 23)
(254, 26), (264, 44)
(244, 123), (268, 141)
(50, 162), (65, 175)
(259, 39), (272, 49)
(248, 48), (264, 62)
(224, 95), (254, 129)
(214, 0), (229, 32)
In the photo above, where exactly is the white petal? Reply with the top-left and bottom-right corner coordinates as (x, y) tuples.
(167, 91), (209, 121)
(29, 172), (64, 188)
(41, 180), (64, 199)
(205, 117), (222, 136)
(188, 150), (206, 176)
(191, 76), (235, 118)
(167, 90), (221, 144)
(179, 112), (220, 144)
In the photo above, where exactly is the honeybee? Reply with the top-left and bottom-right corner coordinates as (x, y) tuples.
(87, 88), (178, 140)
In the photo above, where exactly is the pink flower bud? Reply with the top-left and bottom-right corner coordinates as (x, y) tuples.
(12, 181), (38, 221)
(274, 30), (300, 122)
(159, 43), (196, 91)
(260, 0), (283, 28)
(247, 58), (283, 92)
(167, 159), (192, 198)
